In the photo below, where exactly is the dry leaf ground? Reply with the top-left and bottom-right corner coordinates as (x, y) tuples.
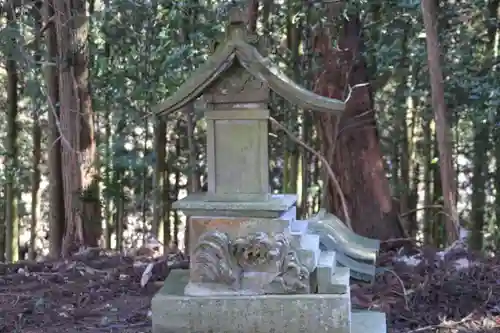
(0, 248), (184, 333)
(0, 244), (499, 333)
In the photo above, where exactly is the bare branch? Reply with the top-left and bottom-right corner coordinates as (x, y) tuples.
(269, 116), (352, 230)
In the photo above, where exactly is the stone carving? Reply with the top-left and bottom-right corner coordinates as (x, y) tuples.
(205, 65), (268, 106)
(218, 67), (264, 95)
(189, 231), (241, 288)
(190, 230), (310, 294)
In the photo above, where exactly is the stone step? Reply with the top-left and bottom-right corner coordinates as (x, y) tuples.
(351, 311), (387, 333)
(297, 234), (321, 271)
(319, 266), (350, 294)
(317, 251), (337, 289)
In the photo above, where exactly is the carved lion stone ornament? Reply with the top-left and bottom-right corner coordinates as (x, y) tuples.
(189, 230), (311, 295)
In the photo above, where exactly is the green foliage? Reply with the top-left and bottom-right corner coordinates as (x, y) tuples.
(0, 0), (499, 254)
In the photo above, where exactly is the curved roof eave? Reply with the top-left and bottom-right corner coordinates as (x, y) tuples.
(235, 41), (345, 114)
(153, 42), (236, 116)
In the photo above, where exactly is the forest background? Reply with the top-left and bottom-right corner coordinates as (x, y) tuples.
(0, 0), (499, 262)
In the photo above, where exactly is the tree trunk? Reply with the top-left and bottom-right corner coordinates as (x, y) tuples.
(422, 113), (433, 245)
(102, 0), (112, 249)
(54, 0), (100, 256)
(113, 118), (127, 251)
(312, 18), (404, 240)
(74, 2), (101, 248)
(285, 1), (300, 196)
(393, 28), (411, 234)
(491, 0), (500, 249)
(407, 63), (421, 238)
(185, 106), (200, 252)
(29, 2), (43, 260)
(153, 117), (167, 241)
(421, 0), (458, 244)
(180, 5), (201, 252)
(44, 0), (65, 258)
(480, 0), (500, 250)
(173, 120), (182, 247)
(470, 122), (489, 250)
(55, 0), (83, 256)
(432, 140), (445, 246)
(5, 6), (19, 262)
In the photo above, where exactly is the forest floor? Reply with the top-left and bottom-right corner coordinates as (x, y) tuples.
(0, 242), (499, 333)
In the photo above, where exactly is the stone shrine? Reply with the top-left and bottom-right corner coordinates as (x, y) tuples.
(152, 7), (386, 333)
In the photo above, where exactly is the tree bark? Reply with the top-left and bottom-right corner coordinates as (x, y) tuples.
(29, 2), (43, 260)
(54, 0), (100, 256)
(421, 0), (459, 244)
(312, 17), (404, 240)
(422, 113), (433, 245)
(471, 6), (495, 251)
(44, 0), (66, 258)
(5, 5), (19, 262)
(153, 117), (167, 241)
(491, 0), (500, 249)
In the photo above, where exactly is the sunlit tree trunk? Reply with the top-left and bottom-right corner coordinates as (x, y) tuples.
(477, 0), (499, 246)
(29, 3), (43, 260)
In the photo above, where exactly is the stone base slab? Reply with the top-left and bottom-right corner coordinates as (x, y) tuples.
(351, 311), (387, 333)
(173, 193), (297, 218)
(152, 270), (351, 333)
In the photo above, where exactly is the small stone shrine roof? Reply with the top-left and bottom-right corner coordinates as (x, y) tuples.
(153, 7), (345, 116)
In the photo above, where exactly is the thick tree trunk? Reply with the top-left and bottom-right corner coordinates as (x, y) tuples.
(54, 0), (100, 256)
(421, 0), (458, 244)
(74, 1), (101, 247)
(54, 0), (83, 255)
(312, 18), (404, 240)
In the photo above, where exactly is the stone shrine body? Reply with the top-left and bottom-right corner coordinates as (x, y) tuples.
(151, 7), (387, 333)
